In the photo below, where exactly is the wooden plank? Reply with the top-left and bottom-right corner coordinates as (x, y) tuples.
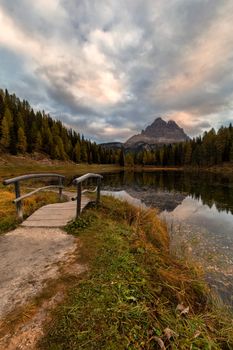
(21, 195), (91, 228)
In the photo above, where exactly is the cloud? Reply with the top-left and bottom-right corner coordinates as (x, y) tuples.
(0, 0), (233, 142)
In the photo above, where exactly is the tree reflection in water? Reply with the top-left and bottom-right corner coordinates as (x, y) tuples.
(100, 170), (233, 308)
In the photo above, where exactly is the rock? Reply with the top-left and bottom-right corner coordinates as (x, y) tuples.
(125, 117), (189, 147)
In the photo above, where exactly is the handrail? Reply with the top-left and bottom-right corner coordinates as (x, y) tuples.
(3, 173), (65, 185)
(73, 173), (103, 185)
(3, 173), (65, 220)
(72, 173), (103, 218)
(13, 185), (64, 203)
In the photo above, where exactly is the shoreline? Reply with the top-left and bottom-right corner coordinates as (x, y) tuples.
(0, 154), (232, 179)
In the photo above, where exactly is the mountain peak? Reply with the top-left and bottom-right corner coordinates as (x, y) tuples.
(125, 117), (189, 146)
(152, 117), (165, 124)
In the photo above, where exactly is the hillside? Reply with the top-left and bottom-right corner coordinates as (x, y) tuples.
(0, 89), (120, 165)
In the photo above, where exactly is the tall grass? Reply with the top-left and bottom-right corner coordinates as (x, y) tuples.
(0, 186), (61, 234)
(40, 196), (233, 349)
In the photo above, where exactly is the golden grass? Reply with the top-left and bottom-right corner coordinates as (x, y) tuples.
(0, 186), (61, 234)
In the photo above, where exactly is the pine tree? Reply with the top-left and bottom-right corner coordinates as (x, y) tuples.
(80, 143), (88, 162)
(35, 131), (42, 152)
(125, 152), (134, 166)
(0, 108), (13, 150)
(119, 149), (125, 166)
(52, 135), (67, 160)
(184, 142), (192, 165)
(230, 143), (233, 162)
(17, 127), (27, 153)
(73, 142), (81, 163)
(41, 122), (53, 155)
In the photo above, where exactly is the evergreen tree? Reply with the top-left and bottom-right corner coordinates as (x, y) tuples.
(184, 142), (192, 165)
(35, 131), (42, 152)
(73, 142), (81, 163)
(17, 127), (27, 153)
(0, 108), (13, 150)
(80, 143), (88, 162)
(119, 149), (125, 166)
(230, 143), (233, 162)
(125, 152), (134, 166)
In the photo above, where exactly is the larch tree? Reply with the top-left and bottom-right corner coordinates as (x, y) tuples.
(17, 127), (27, 153)
(0, 108), (13, 150)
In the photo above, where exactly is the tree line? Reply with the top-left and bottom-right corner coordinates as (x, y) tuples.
(124, 125), (233, 167)
(0, 89), (122, 164)
(102, 171), (233, 215)
(0, 89), (232, 167)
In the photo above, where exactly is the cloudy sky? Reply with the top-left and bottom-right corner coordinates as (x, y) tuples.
(0, 0), (233, 142)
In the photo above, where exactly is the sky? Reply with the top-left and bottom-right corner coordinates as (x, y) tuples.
(0, 0), (233, 143)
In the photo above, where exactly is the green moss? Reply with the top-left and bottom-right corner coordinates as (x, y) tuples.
(40, 197), (233, 349)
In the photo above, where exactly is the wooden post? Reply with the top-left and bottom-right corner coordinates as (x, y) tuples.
(76, 183), (82, 218)
(96, 177), (101, 204)
(14, 181), (23, 220)
(59, 177), (63, 201)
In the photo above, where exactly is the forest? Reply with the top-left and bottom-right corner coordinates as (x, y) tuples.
(0, 89), (121, 164)
(125, 124), (233, 167)
(0, 89), (233, 167)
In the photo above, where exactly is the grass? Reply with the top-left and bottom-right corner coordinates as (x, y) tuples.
(0, 184), (61, 234)
(0, 153), (121, 180)
(39, 197), (233, 350)
(0, 153), (120, 234)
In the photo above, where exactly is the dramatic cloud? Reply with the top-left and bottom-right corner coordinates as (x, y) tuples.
(0, 0), (233, 142)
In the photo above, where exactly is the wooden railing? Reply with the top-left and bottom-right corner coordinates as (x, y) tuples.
(3, 173), (65, 220)
(72, 173), (103, 218)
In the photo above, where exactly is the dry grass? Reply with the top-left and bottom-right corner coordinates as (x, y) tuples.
(40, 197), (233, 349)
(0, 153), (121, 181)
(0, 185), (61, 234)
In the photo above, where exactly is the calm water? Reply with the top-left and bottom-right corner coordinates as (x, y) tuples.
(100, 171), (233, 307)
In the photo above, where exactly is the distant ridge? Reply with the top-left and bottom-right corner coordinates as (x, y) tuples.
(125, 117), (189, 146)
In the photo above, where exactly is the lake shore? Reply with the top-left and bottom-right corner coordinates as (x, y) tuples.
(0, 162), (232, 347)
(38, 196), (232, 349)
(0, 154), (232, 181)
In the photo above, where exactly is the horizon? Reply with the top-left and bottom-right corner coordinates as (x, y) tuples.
(1, 1), (233, 143)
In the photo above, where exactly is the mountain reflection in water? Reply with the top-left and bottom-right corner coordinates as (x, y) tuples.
(100, 171), (233, 307)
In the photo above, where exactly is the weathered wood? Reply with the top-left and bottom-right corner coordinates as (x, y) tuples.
(73, 173), (103, 185)
(14, 181), (23, 220)
(3, 173), (65, 218)
(4, 172), (103, 224)
(21, 195), (91, 227)
(81, 186), (98, 194)
(58, 177), (63, 201)
(76, 183), (82, 218)
(73, 173), (103, 215)
(97, 177), (101, 204)
(3, 173), (65, 185)
(13, 185), (64, 203)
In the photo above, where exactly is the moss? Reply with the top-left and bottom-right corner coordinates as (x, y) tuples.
(40, 197), (233, 349)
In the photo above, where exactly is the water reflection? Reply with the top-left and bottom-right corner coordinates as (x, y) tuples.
(101, 170), (233, 215)
(101, 171), (233, 307)
(163, 196), (233, 238)
(101, 190), (145, 208)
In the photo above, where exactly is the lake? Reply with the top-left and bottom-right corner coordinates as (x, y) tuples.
(100, 170), (233, 308)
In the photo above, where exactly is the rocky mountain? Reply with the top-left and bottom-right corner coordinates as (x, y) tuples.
(125, 117), (189, 147)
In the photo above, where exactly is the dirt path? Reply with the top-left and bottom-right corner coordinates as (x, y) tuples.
(0, 224), (86, 349)
(0, 226), (77, 318)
